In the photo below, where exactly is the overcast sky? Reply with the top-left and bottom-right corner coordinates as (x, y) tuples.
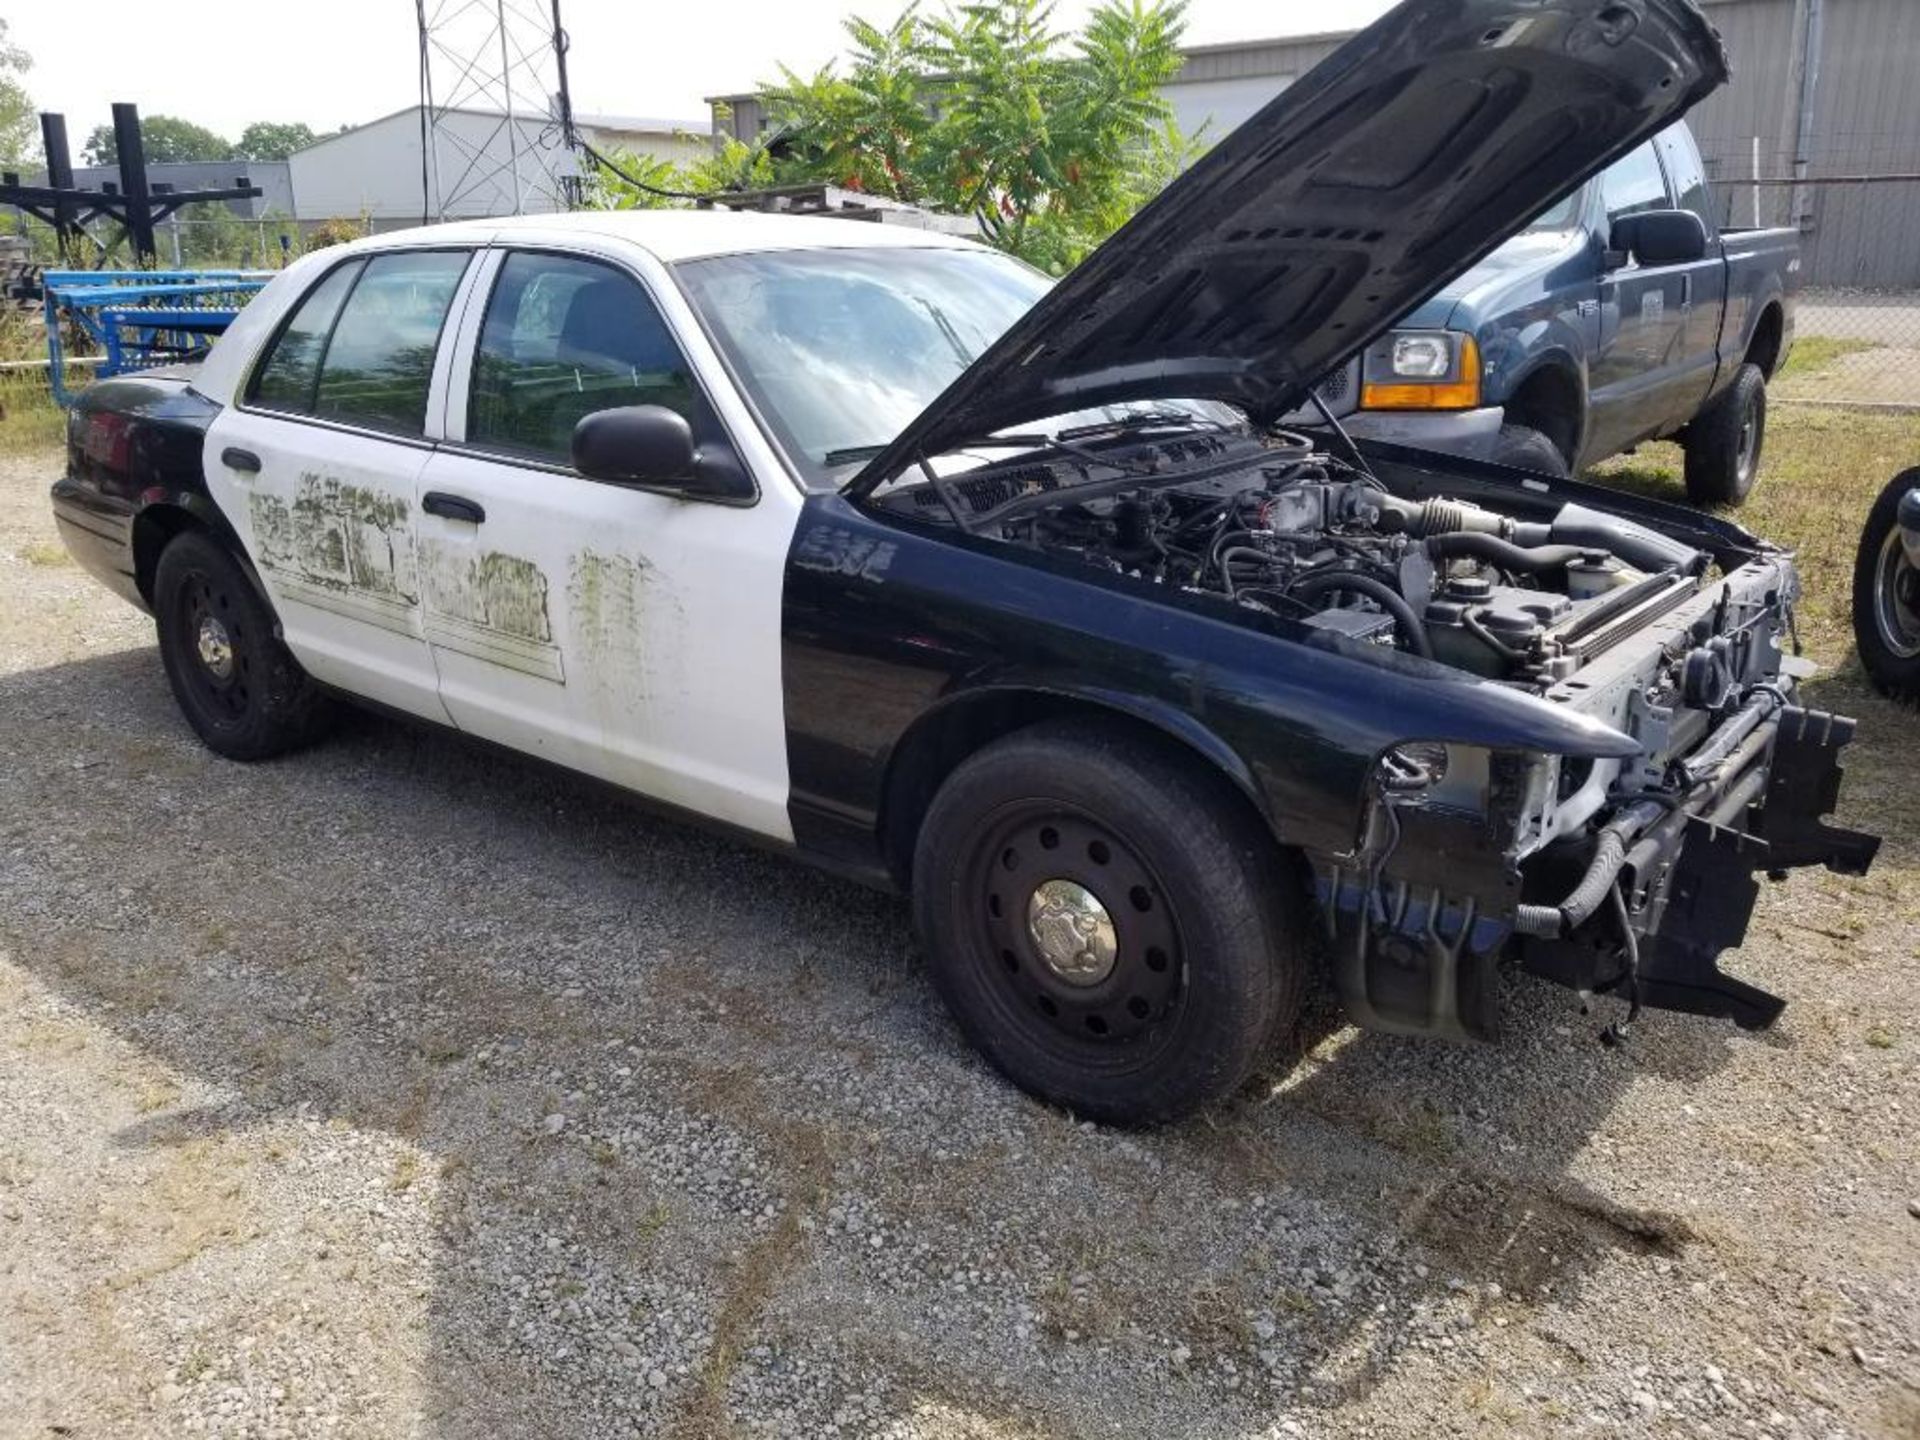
(13, 0), (1398, 147)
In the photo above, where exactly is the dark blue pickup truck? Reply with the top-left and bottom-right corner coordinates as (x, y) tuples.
(1326, 121), (1799, 505)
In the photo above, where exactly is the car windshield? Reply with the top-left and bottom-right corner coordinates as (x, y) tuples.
(674, 244), (1233, 490)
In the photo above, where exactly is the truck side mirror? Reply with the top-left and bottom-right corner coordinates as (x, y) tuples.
(1608, 209), (1709, 267)
(571, 405), (755, 504)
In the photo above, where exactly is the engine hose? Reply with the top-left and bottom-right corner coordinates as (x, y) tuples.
(1288, 570), (1433, 658)
(1547, 502), (1701, 573)
(1425, 533), (1589, 575)
(1512, 797), (1669, 938)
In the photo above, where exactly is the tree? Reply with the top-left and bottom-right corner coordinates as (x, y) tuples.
(0, 19), (34, 166)
(83, 114), (231, 166)
(234, 120), (318, 161)
(759, 0), (1192, 269)
(577, 1), (1191, 271)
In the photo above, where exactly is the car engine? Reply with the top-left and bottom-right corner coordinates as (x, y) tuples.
(924, 430), (1721, 692)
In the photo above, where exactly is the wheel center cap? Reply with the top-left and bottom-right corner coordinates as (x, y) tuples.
(196, 615), (234, 679)
(1026, 879), (1118, 986)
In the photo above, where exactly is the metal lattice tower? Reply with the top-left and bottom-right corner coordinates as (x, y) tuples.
(414, 0), (577, 221)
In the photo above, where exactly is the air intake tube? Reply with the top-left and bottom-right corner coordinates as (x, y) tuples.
(1372, 494), (1700, 574)
(1544, 502), (1701, 574)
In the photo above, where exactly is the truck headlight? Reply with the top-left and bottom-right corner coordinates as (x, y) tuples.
(1360, 330), (1482, 411)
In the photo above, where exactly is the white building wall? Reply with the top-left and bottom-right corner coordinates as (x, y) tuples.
(290, 109), (581, 224)
(585, 124), (713, 169)
(289, 109), (713, 225)
(1165, 75), (1293, 142)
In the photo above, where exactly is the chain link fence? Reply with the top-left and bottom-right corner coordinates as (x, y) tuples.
(1688, 0), (1920, 410)
(1697, 138), (1920, 411)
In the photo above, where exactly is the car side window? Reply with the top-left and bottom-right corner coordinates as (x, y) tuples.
(249, 250), (469, 436)
(312, 251), (471, 435)
(1601, 142), (1670, 226)
(1656, 127), (1715, 231)
(468, 251), (696, 464)
(249, 260), (363, 413)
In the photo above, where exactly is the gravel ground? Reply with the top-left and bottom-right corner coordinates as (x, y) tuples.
(2, 443), (1917, 1440)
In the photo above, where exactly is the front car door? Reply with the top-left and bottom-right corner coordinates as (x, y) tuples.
(204, 246), (479, 721)
(1653, 122), (1730, 411)
(413, 239), (802, 840)
(1584, 141), (1693, 461)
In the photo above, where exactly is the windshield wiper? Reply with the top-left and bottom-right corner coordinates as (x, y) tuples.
(832, 410), (1225, 472)
(1054, 409), (1223, 442)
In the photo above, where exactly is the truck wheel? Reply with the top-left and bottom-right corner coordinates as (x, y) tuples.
(153, 530), (337, 760)
(1683, 363), (1766, 506)
(911, 719), (1304, 1125)
(1490, 424), (1569, 477)
(1851, 468), (1920, 702)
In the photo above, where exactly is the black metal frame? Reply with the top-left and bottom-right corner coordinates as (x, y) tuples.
(0, 105), (262, 265)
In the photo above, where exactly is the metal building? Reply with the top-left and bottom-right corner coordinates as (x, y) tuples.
(285, 108), (712, 231)
(66, 160), (296, 221)
(708, 0), (1920, 290)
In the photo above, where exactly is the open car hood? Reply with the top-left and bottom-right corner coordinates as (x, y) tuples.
(846, 0), (1727, 497)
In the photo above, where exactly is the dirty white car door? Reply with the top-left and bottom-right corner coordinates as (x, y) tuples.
(204, 248), (477, 722)
(412, 244), (799, 839)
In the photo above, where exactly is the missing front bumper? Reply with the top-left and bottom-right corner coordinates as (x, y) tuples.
(1524, 705), (1878, 1030)
(1319, 705), (1879, 1041)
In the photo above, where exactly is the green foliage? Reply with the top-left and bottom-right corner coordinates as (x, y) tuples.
(584, 136), (775, 211)
(763, 0), (1194, 268)
(82, 114), (232, 166)
(575, 1), (1192, 271)
(0, 18), (34, 165)
(234, 120), (318, 161)
(304, 216), (367, 251)
(769, 9), (932, 200)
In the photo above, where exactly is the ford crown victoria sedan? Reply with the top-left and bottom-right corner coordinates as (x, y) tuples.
(52, 0), (1877, 1122)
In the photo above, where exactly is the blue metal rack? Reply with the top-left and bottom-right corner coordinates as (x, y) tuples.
(43, 269), (273, 405)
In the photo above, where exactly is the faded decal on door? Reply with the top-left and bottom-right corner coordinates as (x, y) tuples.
(247, 473), (419, 637)
(567, 548), (684, 729)
(420, 539), (565, 683)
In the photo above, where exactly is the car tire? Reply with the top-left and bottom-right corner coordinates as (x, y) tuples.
(153, 530), (337, 760)
(1683, 362), (1766, 506)
(1851, 467), (1920, 703)
(1489, 424), (1569, 478)
(911, 718), (1304, 1125)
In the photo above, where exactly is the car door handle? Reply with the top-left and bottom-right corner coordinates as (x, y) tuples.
(221, 447), (261, 473)
(423, 491), (486, 524)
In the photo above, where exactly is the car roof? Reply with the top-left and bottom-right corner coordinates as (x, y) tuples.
(347, 208), (985, 262)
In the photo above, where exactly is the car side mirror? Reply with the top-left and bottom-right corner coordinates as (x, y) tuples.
(571, 405), (754, 503)
(1608, 209), (1709, 267)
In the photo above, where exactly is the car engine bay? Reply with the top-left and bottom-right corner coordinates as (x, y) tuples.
(892, 428), (1765, 697)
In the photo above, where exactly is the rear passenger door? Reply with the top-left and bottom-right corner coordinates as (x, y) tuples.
(412, 244), (801, 840)
(1585, 142), (1692, 459)
(205, 247), (478, 721)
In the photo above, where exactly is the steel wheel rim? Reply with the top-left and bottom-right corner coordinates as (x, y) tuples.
(176, 570), (253, 719)
(964, 802), (1187, 1061)
(1735, 391), (1761, 488)
(1873, 527), (1920, 659)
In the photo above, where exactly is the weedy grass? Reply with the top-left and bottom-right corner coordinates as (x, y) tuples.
(1592, 406), (1920, 657)
(0, 370), (68, 453)
(1778, 335), (1879, 380)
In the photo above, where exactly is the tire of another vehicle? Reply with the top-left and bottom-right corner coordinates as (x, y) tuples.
(153, 530), (337, 760)
(1683, 362), (1767, 506)
(1850, 467), (1920, 703)
(1489, 424), (1570, 478)
(911, 719), (1304, 1125)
